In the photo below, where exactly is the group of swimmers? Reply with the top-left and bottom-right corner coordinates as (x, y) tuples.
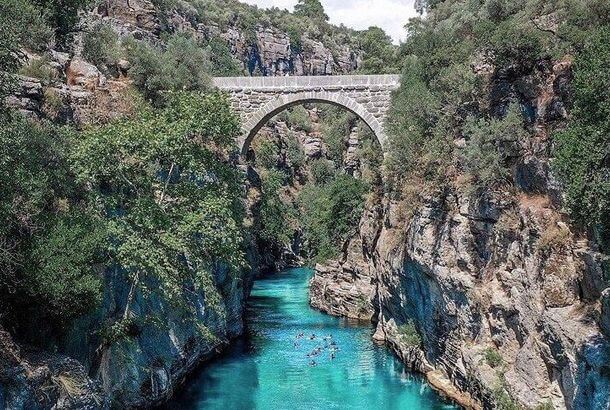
(294, 333), (339, 366)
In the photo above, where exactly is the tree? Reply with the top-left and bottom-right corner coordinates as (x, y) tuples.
(358, 26), (399, 74)
(554, 26), (610, 248)
(0, 0), (51, 108)
(294, 0), (328, 22)
(72, 92), (245, 327)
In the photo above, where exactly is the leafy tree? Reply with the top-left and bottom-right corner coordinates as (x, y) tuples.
(299, 174), (368, 262)
(28, 213), (106, 323)
(358, 26), (399, 74)
(258, 169), (295, 246)
(554, 26), (610, 247)
(0, 114), (103, 326)
(294, 0), (328, 22)
(71, 92), (245, 321)
(124, 34), (211, 104)
(83, 22), (123, 70)
(206, 37), (243, 76)
(33, 0), (91, 43)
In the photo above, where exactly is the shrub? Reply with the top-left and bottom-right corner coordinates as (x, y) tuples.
(83, 22), (122, 69)
(42, 88), (64, 117)
(254, 137), (279, 170)
(483, 347), (504, 368)
(310, 159), (336, 185)
(286, 132), (306, 171)
(357, 26), (399, 74)
(124, 34), (211, 104)
(18, 57), (57, 83)
(278, 106), (312, 133)
(462, 103), (527, 190)
(299, 174), (368, 262)
(553, 26), (610, 249)
(206, 36), (242, 76)
(258, 169), (295, 246)
(28, 213), (106, 323)
(397, 320), (422, 347)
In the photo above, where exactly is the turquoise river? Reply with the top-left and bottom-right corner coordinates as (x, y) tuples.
(167, 268), (459, 409)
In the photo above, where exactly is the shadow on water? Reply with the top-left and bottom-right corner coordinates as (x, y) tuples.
(165, 268), (460, 410)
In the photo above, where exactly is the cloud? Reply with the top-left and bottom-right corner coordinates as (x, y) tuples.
(239, 0), (419, 44)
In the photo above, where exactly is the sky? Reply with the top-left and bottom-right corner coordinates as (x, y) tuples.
(239, 0), (419, 44)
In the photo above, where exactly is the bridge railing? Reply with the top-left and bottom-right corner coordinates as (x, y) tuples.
(212, 75), (401, 90)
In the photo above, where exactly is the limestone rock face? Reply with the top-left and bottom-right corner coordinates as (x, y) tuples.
(308, 56), (610, 410)
(0, 327), (107, 409)
(67, 57), (106, 89)
(5, 76), (43, 119)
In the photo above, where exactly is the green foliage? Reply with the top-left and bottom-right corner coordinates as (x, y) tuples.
(397, 320), (422, 347)
(287, 26), (304, 54)
(534, 401), (554, 410)
(483, 347), (504, 368)
(357, 26), (399, 74)
(258, 169), (295, 246)
(310, 159), (336, 185)
(124, 33), (211, 104)
(0, 0), (52, 105)
(0, 114), (103, 326)
(278, 106), (313, 133)
(492, 385), (520, 410)
(205, 36), (243, 76)
(553, 26), (610, 247)
(299, 174), (368, 262)
(386, 56), (450, 187)
(317, 106), (352, 165)
(463, 103), (526, 190)
(72, 91), (245, 310)
(255, 138), (279, 170)
(83, 22), (123, 69)
(28, 213), (106, 323)
(18, 57), (57, 83)
(286, 132), (306, 170)
(33, 0), (91, 42)
(294, 0), (328, 22)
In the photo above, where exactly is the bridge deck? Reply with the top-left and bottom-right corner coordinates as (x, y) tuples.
(213, 75), (401, 90)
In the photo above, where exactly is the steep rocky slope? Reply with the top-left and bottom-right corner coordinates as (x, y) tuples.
(310, 54), (610, 410)
(1, 1), (367, 408)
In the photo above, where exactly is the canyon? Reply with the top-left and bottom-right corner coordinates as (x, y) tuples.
(1, 1), (609, 409)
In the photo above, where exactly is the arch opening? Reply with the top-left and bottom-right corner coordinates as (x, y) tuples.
(239, 92), (386, 156)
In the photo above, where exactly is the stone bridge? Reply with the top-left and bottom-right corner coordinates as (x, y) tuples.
(213, 75), (401, 155)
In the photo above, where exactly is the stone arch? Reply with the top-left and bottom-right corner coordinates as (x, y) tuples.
(239, 91), (386, 156)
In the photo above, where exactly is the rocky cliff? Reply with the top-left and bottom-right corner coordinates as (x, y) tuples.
(309, 57), (610, 409)
(1, 1), (367, 408)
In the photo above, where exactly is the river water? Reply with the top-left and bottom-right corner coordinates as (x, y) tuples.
(168, 267), (458, 409)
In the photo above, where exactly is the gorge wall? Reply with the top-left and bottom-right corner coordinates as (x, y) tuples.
(1, 1), (368, 408)
(309, 54), (610, 409)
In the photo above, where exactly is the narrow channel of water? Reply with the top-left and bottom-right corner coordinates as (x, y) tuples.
(167, 268), (458, 409)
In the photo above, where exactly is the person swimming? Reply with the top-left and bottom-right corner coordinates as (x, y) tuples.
(310, 360), (317, 367)
(310, 334), (316, 340)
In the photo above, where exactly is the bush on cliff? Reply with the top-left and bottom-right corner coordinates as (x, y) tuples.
(387, 0), (610, 215)
(553, 26), (610, 248)
(299, 174), (368, 262)
(0, 115), (104, 327)
(124, 33), (212, 105)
